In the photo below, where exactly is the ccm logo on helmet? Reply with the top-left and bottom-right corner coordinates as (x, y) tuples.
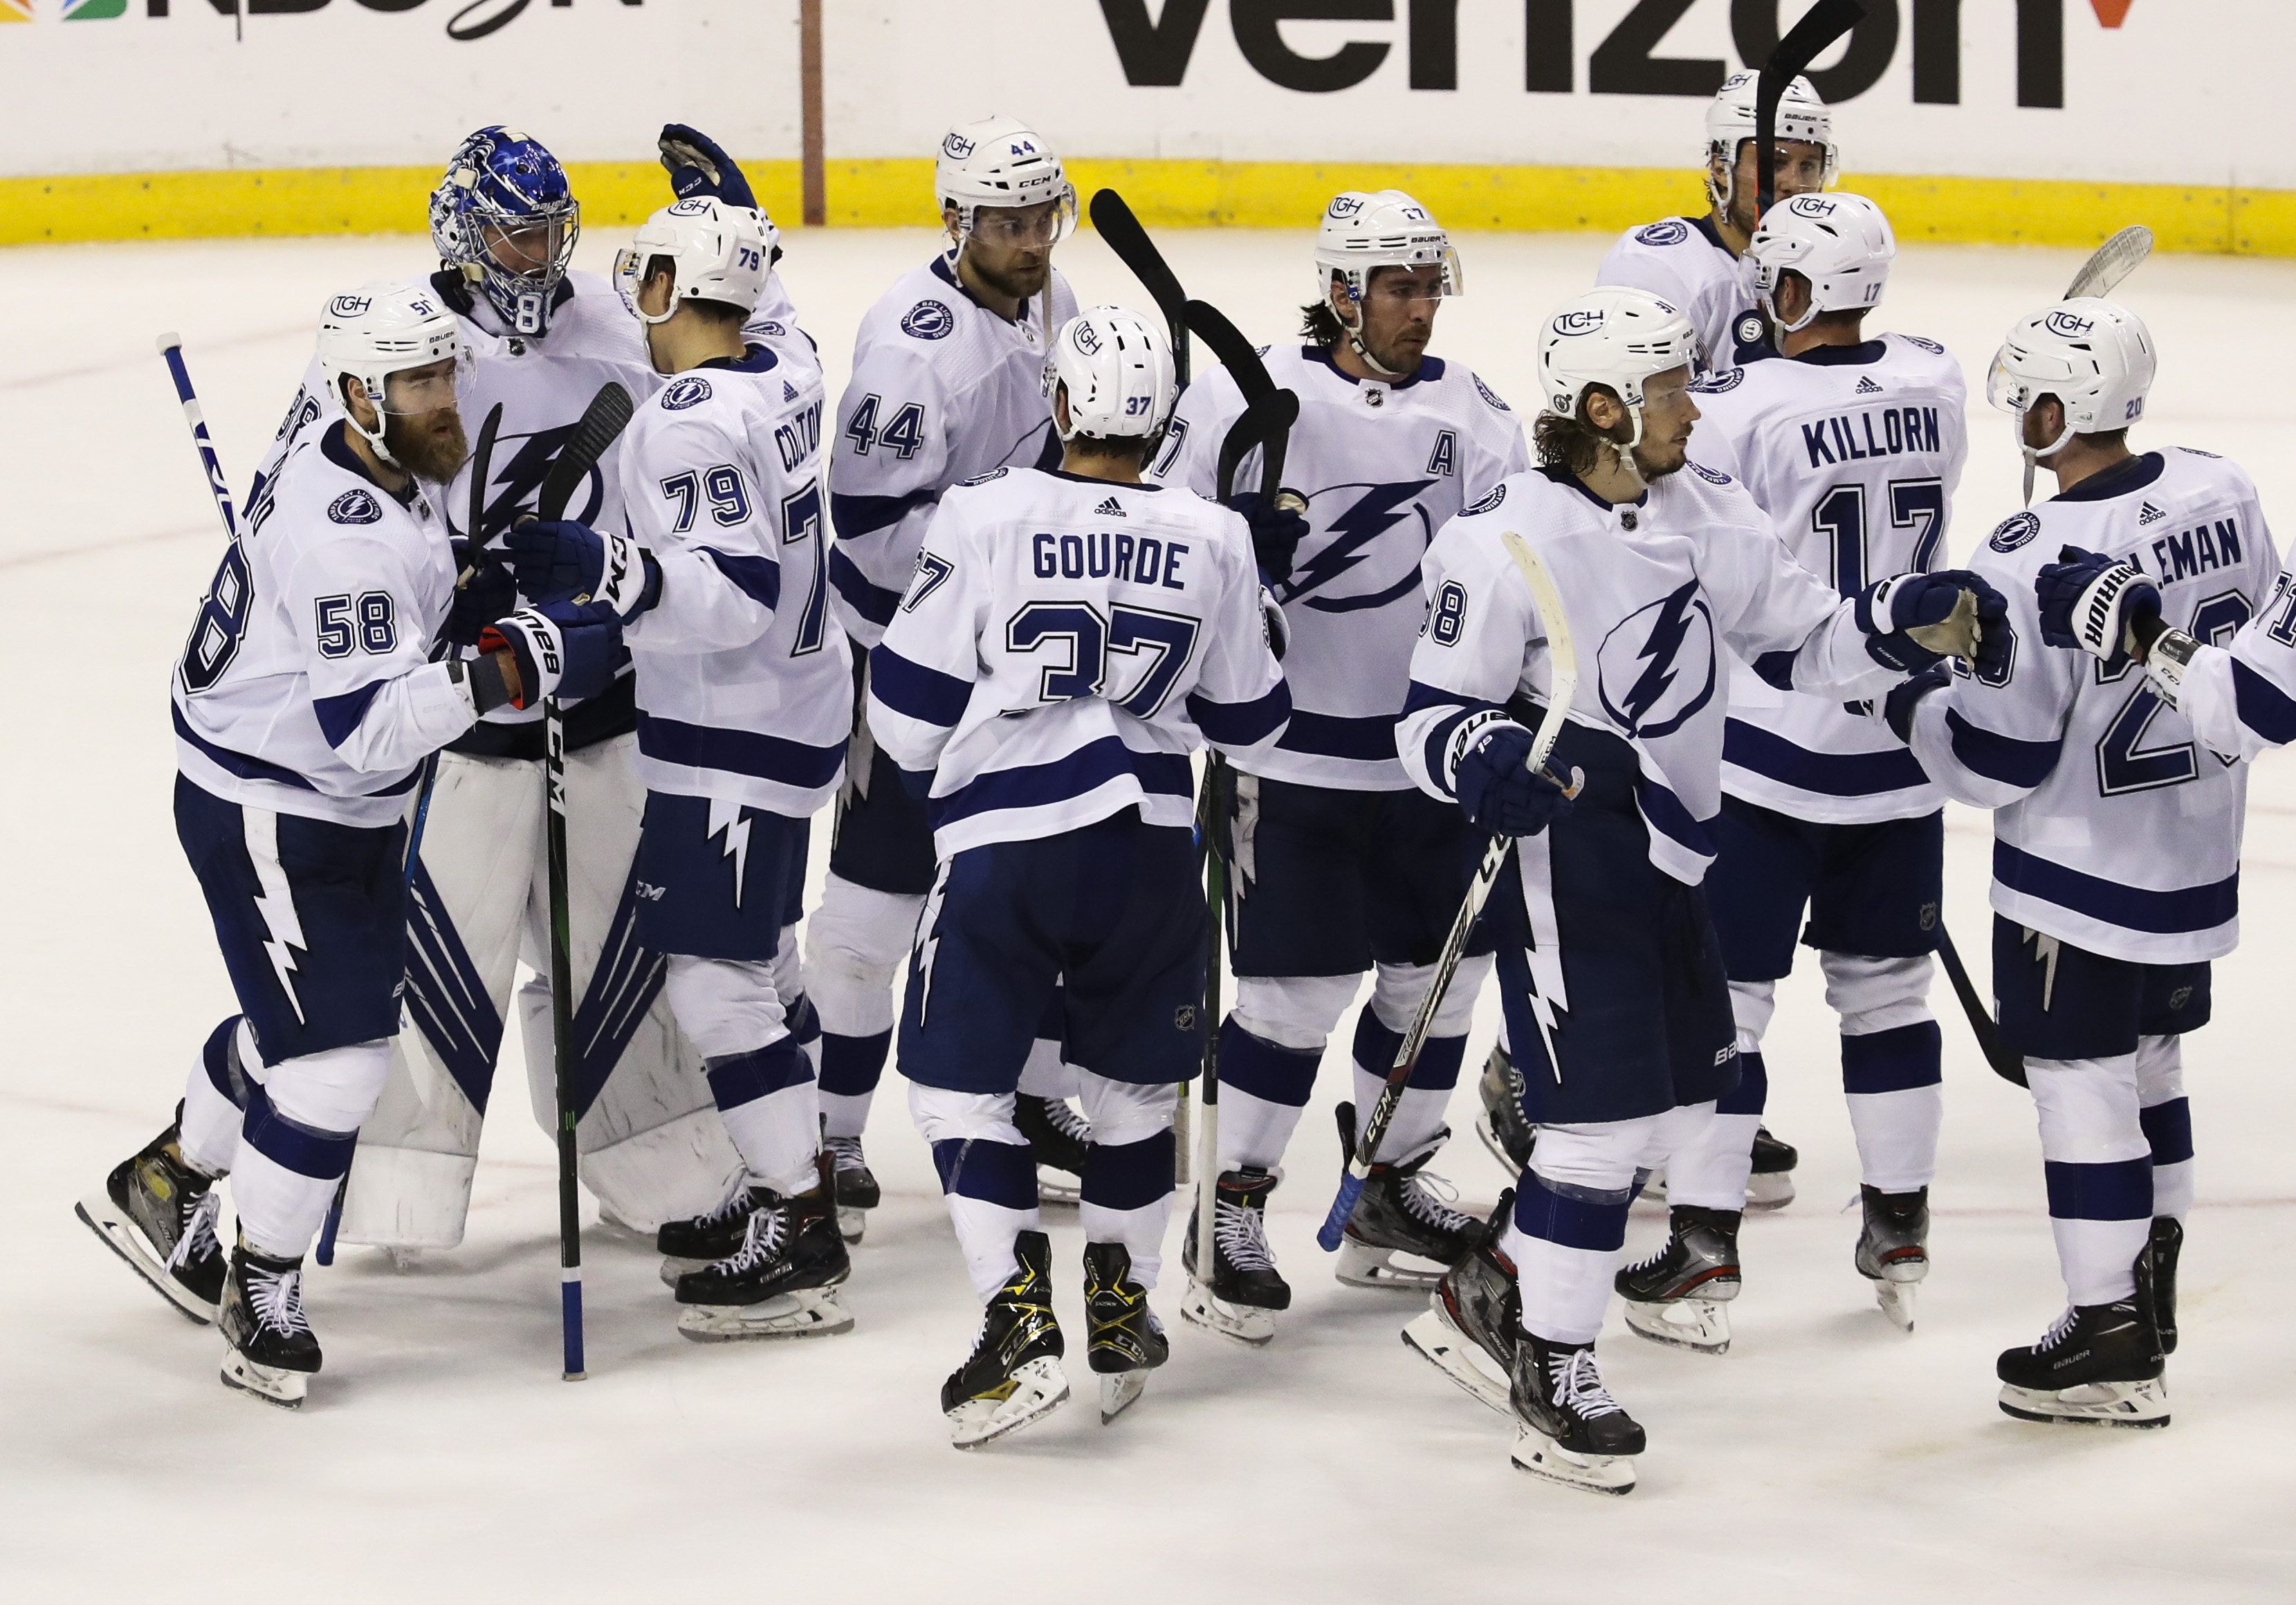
(328, 294), (372, 318)
(1551, 309), (1606, 336)
(2044, 310), (2096, 337)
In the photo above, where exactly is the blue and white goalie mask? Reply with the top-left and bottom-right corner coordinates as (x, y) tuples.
(430, 126), (582, 338)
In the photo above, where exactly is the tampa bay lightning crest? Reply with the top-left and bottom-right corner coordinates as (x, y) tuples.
(1596, 579), (1717, 740)
(1635, 219), (1689, 247)
(1689, 369), (1745, 394)
(1462, 484), (1506, 515)
(1280, 479), (1436, 614)
(1989, 511), (2042, 553)
(662, 376), (713, 411)
(328, 488), (382, 524)
(901, 300), (955, 340)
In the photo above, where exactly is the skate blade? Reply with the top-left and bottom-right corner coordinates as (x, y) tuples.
(1474, 1113), (1526, 1177)
(836, 1206), (867, 1245)
(1336, 1238), (1444, 1291)
(1179, 1277), (1276, 1347)
(1402, 1307), (1512, 1416)
(1036, 1170), (1081, 1208)
(1098, 1370), (1148, 1424)
(1624, 1296), (1732, 1355)
(219, 1349), (311, 1410)
(950, 1357), (1069, 1449)
(1509, 1429), (1635, 1495)
(1744, 1170), (1796, 1211)
(1997, 1376), (2169, 1429)
(76, 1195), (217, 1326)
(383, 1247), (423, 1273)
(1873, 1278), (1917, 1333)
(677, 1287), (854, 1343)
(659, 1254), (713, 1289)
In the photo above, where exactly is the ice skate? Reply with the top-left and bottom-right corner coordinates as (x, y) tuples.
(1013, 1094), (1090, 1207)
(1402, 1190), (1518, 1415)
(1473, 1045), (1533, 1173)
(827, 1135), (879, 1245)
(1853, 1184), (1929, 1332)
(655, 1179), (764, 1287)
(76, 1109), (227, 1325)
(1746, 1126), (1797, 1210)
(1333, 1103), (1488, 1290)
(1507, 1333), (1643, 1495)
(673, 1187), (854, 1342)
(1617, 1205), (1741, 1355)
(1180, 1166), (1290, 1346)
(944, 1229), (1069, 1449)
(217, 1241), (320, 1410)
(2150, 1216), (2183, 1355)
(1996, 1301), (2168, 1428)
(1084, 1240), (1166, 1424)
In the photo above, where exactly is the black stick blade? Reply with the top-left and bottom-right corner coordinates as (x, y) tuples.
(466, 402), (504, 544)
(1182, 299), (1274, 401)
(1756, 0), (1864, 219)
(1090, 187), (1187, 333)
(1214, 388), (1298, 506)
(535, 381), (634, 524)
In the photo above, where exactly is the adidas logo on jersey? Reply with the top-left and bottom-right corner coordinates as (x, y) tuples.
(1854, 376), (1884, 394)
(2139, 501), (2167, 526)
(1095, 496), (1127, 517)
(784, 380), (800, 402)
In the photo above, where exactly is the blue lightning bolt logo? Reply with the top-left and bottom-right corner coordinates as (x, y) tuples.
(1598, 580), (1716, 740)
(708, 797), (751, 909)
(1283, 479), (1433, 615)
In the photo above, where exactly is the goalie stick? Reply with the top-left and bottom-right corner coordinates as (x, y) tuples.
(1319, 533), (1586, 1252)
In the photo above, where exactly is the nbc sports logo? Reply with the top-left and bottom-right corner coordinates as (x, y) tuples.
(1, 1), (129, 15)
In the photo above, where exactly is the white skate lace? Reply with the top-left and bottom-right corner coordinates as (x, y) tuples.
(1213, 1198), (1277, 1273)
(1398, 1168), (1477, 1234)
(690, 1183), (753, 1229)
(167, 1189), (222, 1272)
(715, 1200), (790, 1274)
(247, 1262), (311, 1339)
(826, 1135), (867, 1173)
(1038, 1097), (1093, 1144)
(2034, 1309), (2079, 1352)
(1547, 1348), (1625, 1420)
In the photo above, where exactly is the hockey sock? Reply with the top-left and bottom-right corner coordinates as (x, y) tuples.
(2135, 1034), (2193, 1222)
(2030, 1054), (2153, 1305)
(1081, 1131), (1175, 1290)
(704, 1043), (821, 1197)
(1215, 1017), (1320, 1171)
(180, 1015), (252, 1177)
(229, 1040), (389, 1259)
(1842, 1021), (1944, 1192)
(1662, 1053), (1765, 1208)
(1346, 1012), (1468, 1163)
(1509, 1173), (1632, 1346)
(817, 1029), (891, 1139)
(911, 1085), (1040, 1301)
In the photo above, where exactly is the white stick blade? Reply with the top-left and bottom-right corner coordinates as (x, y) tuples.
(2065, 224), (2153, 301)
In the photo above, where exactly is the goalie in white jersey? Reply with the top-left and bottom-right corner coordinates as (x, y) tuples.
(1393, 286), (2000, 1491)
(1597, 71), (1839, 377)
(510, 199), (855, 1342)
(79, 284), (618, 1405)
(1883, 298), (2277, 1429)
(1664, 192), (1968, 1331)
(1147, 189), (1527, 1335)
(868, 307), (1289, 1446)
(811, 117), (1087, 1222)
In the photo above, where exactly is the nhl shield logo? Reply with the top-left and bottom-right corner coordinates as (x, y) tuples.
(1174, 1005), (1197, 1032)
(1920, 901), (1938, 932)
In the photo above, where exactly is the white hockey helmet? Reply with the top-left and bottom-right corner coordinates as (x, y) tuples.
(1539, 286), (1699, 468)
(315, 279), (468, 460)
(1988, 297), (2156, 493)
(1314, 189), (1462, 306)
(1705, 70), (1839, 212)
(1743, 192), (1895, 333)
(1042, 305), (1176, 445)
(613, 196), (773, 327)
(937, 114), (1076, 248)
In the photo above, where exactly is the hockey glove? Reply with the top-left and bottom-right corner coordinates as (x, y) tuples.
(2036, 545), (2162, 668)
(1455, 724), (1573, 838)
(478, 604), (623, 710)
(659, 124), (761, 214)
(1882, 668), (1951, 743)
(1857, 569), (2003, 673)
(506, 518), (660, 621)
(1230, 490), (1310, 589)
(447, 538), (519, 648)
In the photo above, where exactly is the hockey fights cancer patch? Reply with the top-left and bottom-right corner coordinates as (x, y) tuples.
(1989, 511), (2044, 552)
(1635, 219), (1691, 247)
(901, 300), (955, 340)
(661, 376), (713, 411)
(328, 488), (383, 524)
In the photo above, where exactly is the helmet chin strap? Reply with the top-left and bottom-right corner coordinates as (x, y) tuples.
(1336, 295), (1408, 380)
(1609, 405), (1651, 493)
(2017, 408), (2077, 506)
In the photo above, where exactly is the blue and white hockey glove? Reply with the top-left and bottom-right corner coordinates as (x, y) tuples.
(1858, 569), (2003, 673)
(479, 604), (622, 710)
(1455, 724), (1574, 838)
(659, 124), (760, 213)
(1230, 490), (1310, 588)
(448, 538), (520, 648)
(506, 518), (659, 622)
(2036, 544), (2162, 668)
(1882, 667), (1951, 744)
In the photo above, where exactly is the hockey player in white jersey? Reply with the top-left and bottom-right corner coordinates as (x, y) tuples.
(1597, 71), (1839, 376)
(1146, 190), (1526, 1335)
(1882, 298), (2276, 1427)
(811, 116), (1085, 1225)
(509, 199), (855, 1341)
(1394, 286), (2000, 1490)
(1657, 192), (1967, 1332)
(248, 126), (814, 1265)
(78, 284), (618, 1403)
(869, 307), (1289, 1444)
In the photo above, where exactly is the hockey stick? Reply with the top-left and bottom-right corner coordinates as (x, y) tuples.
(156, 333), (240, 542)
(2065, 225), (2153, 301)
(1934, 924), (2026, 1088)
(1755, 1), (1864, 221)
(1090, 188), (1191, 386)
(526, 379), (635, 1380)
(1319, 535), (1584, 1251)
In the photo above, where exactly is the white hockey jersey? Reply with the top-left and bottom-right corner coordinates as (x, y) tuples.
(174, 421), (476, 827)
(1904, 449), (2278, 964)
(1597, 216), (1770, 376)
(827, 255), (1080, 647)
(2164, 544), (2296, 762)
(1689, 335), (1967, 822)
(1397, 465), (1898, 885)
(617, 346), (853, 818)
(868, 466), (1290, 859)
(1147, 344), (1527, 791)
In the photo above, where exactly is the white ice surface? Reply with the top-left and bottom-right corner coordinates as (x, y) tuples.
(4, 228), (2295, 1602)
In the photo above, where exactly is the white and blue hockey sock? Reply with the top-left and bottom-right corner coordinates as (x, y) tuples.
(1215, 973), (1360, 1171)
(2136, 1034), (2193, 1222)
(817, 1029), (890, 1140)
(1828, 953), (1943, 1192)
(180, 1015), (252, 1178)
(2029, 1052), (2152, 1305)
(802, 874), (919, 1141)
(1663, 979), (1772, 1207)
(1505, 1118), (1653, 1345)
(1343, 955), (1486, 1163)
(910, 1084), (1040, 1301)
(1076, 1072), (1177, 1289)
(668, 953), (820, 1198)
(229, 1039), (390, 1260)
